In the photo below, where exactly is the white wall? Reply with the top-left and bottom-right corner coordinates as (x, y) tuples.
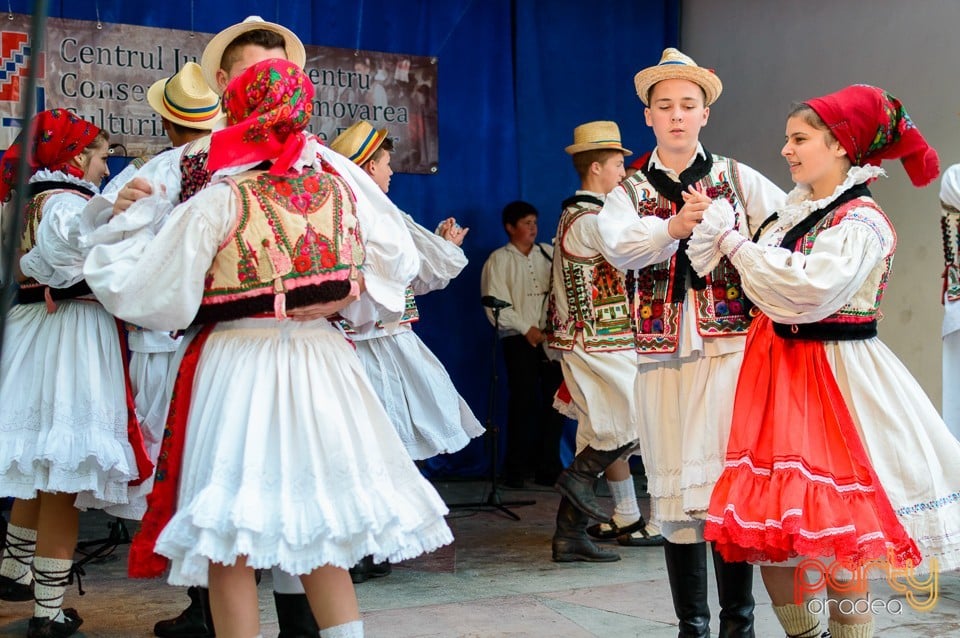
(681, 0), (960, 403)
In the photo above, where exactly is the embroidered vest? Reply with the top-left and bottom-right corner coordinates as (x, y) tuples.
(193, 167), (364, 324)
(942, 198), (960, 302)
(16, 183), (94, 304)
(774, 196), (893, 341)
(180, 136), (213, 203)
(547, 194), (634, 352)
(621, 155), (752, 354)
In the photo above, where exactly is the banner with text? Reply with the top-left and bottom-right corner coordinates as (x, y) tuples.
(0, 14), (439, 173)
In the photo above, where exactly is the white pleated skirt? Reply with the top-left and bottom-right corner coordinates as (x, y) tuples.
(153, 317), (453, 586)
(352, 328), (483, 460)
(0, 299), (138, 508)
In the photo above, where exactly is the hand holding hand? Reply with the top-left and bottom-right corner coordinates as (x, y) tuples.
(667, 185), (712, 239)
(112, 177), (154, 216)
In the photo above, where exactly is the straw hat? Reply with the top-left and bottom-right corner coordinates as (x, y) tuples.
(564, 121), (631, 156)
(330, 121), (389, 166)
(633, 48), (723, 106)
(200, 16), (307, 95)
(147, 62), (223, 130)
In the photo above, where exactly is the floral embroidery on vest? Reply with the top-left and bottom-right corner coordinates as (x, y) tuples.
(621, 156), (752, 354)
(942, 200), (960, 302)
(180, 137), (212, 203)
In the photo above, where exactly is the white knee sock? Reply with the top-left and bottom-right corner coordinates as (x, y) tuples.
(32, 556), (73, 621)
(608, 477), (640, 528)
(0, 524), (37, 585)
(321, 619), (364, 637)
(271, 566), (306, 594)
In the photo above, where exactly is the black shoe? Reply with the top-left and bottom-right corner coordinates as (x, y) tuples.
(616, 528), (665, 547)
(154, 586), (214, 638)
(27, 608), (83, 638)
(273, 592), (320, 638)
(585, 518), (648, 541)
(349, 555), (391, 584)
(551, 496), (620, 563)
(0, 573), (33, 601)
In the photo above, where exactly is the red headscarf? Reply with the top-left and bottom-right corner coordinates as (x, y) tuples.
(206, 58), (315, 176)
(804, 84), (939, 187)
(0, 108), (101, 201)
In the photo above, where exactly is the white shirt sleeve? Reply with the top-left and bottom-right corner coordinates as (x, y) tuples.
(734, 161), (787, 237)
(596, 184), (679, 270)
(730, 205), (894, 324)
(20, 191), (92, 288)
(480, 249), (530, 334)
(403, 212), (468, 295)
(82, 183), (236, 331)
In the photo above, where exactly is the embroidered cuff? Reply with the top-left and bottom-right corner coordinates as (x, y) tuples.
(717, 228), (748, 258)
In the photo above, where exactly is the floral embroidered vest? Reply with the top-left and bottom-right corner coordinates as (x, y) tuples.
(942, 197), (960, 302)
(621, 155), (751, 354)
(547, 194), (634, 352)
(193, 167), (364, 324)
(180, 136), (213, 203)
(16, 184), (94, 304)
(774, 196), (893, 341)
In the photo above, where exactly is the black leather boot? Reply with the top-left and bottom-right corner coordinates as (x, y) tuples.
(663, 541), (710, 637)
(554, 441), (637, 521)
(712, 546), (755, 638)
(153, 586), (214, 638)
(273, 592), (320, 638)
(551, 496), (620, 562)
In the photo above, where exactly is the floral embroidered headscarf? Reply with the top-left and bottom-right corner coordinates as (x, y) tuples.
(805, 84), (939, 187)
(207, 58), (315, 176)
(0, 108), (101, 201)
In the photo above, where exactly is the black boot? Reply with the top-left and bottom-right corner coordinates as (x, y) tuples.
(712, 546), (755, 638)
(154, 586), (215, 638)
(554, 441), (637, 521)
(273, 592), (320, 638)
(663, 541), (710, 638)
(551, 496), (620, 563)
(348, 555), (392, 584)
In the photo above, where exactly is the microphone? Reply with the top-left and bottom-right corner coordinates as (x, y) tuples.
(481, 295), (511, 309)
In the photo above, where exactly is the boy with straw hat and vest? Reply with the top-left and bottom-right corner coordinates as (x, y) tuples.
(80, 17), (423, 638)
(547, 120), (663, 563)
(596, 48), (785, 636)
(329, 120), (482, 584)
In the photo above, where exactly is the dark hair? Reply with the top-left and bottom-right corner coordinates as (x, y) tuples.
(221, 29), (287, 71)
(572, 148), (622, 180)
(165, 119), (209, 138)
(501, 200), (538, 228)
(362, 136), (395, 167)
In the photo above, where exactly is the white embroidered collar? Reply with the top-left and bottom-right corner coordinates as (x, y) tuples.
(28, 169), (100, 193)
(778, 165), (885, 228)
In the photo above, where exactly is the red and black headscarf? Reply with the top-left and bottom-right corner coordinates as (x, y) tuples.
(0, 108), (101, 202)
(805, 84), (939, 187)
(206, 58), (315, 176)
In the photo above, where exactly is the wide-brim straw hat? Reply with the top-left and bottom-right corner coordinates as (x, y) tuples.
(564, 121), (631, 156)
(330, 121), (389, 166)
(633, 47), (723, 106)
(147, 62), (223, 130)
(201, 16), (307, 95)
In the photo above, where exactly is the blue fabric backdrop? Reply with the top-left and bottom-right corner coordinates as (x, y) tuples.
(9, 0), (677, 476)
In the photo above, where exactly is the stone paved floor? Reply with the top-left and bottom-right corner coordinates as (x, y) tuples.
(1, 481), (957, 637)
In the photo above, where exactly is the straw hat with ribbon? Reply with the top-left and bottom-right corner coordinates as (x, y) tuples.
(147, 62), (223, 130)
(329, 121), (389, 166)
(564, 121), (631, 156)
(200, 16), (306, 95)
(633, 47), (723, 106)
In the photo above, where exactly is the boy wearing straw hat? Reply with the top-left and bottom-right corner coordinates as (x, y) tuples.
(596, 48), (785, 636)
(547, 121), (663, 563)
(329, 120), (481, 584)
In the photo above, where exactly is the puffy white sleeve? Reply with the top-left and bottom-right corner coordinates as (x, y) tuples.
(734, 161), (787, 237)
(596, 183), (679, 270)
(480, 250), (529, 334)
(317, 144), (419, 317)
(727, 205), (894, 324)
(20, 191), (93, 288)
(79, 146), (187, 238)
(82, 183), (235, 331)
(403, 212), (468, 295)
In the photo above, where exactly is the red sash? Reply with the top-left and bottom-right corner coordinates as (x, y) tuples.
(115, 320), (154, 487)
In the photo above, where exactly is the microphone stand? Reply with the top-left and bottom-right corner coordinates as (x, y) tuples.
(447, 304), (535, 520)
